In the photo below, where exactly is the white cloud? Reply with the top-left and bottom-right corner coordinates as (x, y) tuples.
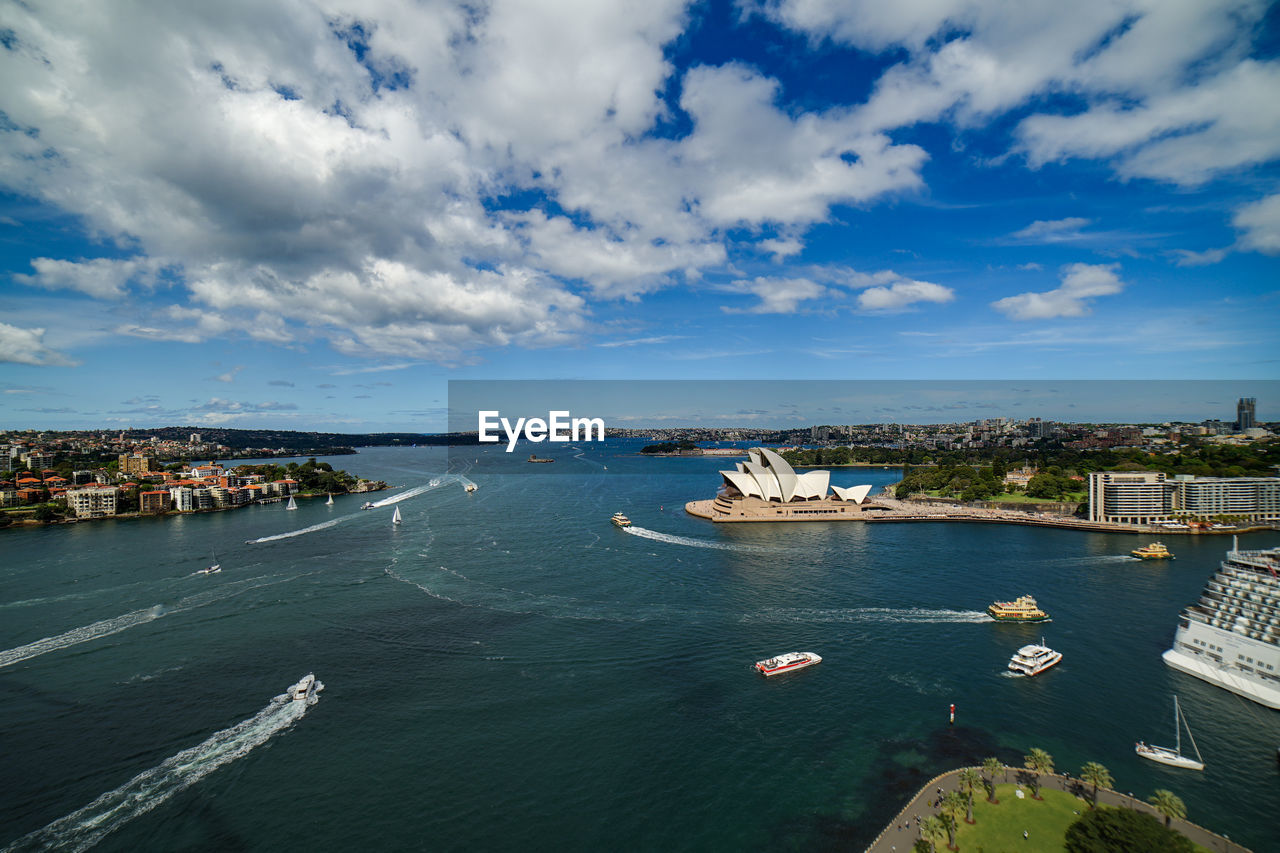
(1233, 193), (1280, 255)
(720, 276), (829, 314)
(992, 263), (1124, 320)
(856, 279), (954, 311)
(16, 257), (166, 299)
(0, 322), (79, 366)
(1009, 218), (1091, 242)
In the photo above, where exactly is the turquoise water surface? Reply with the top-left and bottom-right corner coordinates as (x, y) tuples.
(1, 443), (1277, 851)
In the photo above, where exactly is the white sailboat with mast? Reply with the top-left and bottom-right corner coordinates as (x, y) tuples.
(392, 505), (402, 526)
(325, 493), (334, 506)
(1136, 695), (1204, 770)
(286, 494), (298, 510)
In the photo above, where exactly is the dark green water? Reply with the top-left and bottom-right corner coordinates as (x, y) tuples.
(1, 443), (1277, 851)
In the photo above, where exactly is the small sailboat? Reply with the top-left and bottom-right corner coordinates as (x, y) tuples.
(286, 495), (298, 510)
(325, 493), (334, 506)
(197, 551), (221, 575)
(1136, 695), (1204, 770)
(392, 505), (402, 526)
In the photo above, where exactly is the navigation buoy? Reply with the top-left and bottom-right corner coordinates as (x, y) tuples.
(949, 703), (955, 725)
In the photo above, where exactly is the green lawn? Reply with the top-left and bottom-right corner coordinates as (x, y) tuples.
(950, 784), (1210, 853)
(951, 784), (1085, 852)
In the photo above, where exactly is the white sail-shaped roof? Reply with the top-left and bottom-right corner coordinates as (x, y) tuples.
(831, 484), (872, 504)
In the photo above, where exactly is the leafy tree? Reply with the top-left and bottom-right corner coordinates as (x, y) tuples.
(1147, 789), (1186, 828)
(982, 757), (1003, 803)
(1079, 762), (1113, 809)
(1064, 806), (1194, 853)
(957, 768), (980, 823)
(34, 504), (60, 523)
(1023, 748), (1054, 799)
(919, 815), (948, 853)
(939, 791), (965, 849)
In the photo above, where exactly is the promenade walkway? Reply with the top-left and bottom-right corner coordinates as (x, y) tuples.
(863, 766), (1251, 853)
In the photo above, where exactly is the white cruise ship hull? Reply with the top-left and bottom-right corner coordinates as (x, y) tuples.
(1163, 646), (1280, 710)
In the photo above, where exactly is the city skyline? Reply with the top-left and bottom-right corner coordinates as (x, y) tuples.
(2, 2), (1279, 432)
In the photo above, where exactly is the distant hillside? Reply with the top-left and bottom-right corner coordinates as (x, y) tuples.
(120, 426), (433, 451)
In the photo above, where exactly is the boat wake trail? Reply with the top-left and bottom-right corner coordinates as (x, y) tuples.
(622, 526), (768, 553)
(0, 575), (298, 670)
(370, 476), (461, 507)
(0, 606), (164, 669)
(743, 607), (993, 624)
(246, 515), (356, 544)
(2, 679), (321, 853)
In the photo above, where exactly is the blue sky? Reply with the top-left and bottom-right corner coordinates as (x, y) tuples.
(1, 1), (1278, 432)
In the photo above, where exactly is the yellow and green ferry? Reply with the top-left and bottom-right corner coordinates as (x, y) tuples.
(987, 595), (1051, 623)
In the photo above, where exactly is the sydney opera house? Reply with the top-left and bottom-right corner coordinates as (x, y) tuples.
(685, 447), (876, 522)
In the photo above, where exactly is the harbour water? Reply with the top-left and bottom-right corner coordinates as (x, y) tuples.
(1, 443), (1277, 851)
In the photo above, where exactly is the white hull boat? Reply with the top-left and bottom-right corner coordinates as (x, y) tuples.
(755, 651), (822, 676)
(392, 506), (402, 525)
(1136, 695), (1204, 770)
(1008, 639), (1062, 676)
(286, 495), (297, 510)
(287, 673), (321, 701)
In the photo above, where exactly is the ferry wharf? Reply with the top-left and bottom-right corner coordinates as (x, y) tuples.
(863, 766), (1250, 853)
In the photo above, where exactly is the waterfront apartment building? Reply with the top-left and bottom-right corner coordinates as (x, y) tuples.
(1089, 471), (1280, 524)
(139, 490), (170, 513)
(1088, 471), (1170, 524)
(66, 486), (118, 519)
(1172, 475), (1280, 521)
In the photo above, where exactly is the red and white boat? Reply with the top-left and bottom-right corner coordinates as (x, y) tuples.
(755, 651), (822, 676)
(1007, 640), (1062, 677)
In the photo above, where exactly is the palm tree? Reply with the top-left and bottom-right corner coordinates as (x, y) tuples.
(982, 757), (1002, 803)
(957, 768), (980, 823)
(940, 790), (966, 850)
(1148, 789), (1186, 828)
(1079, 761), (1113, 809)
(1023, 748), (1054, 800)
(919, 815), (948, 853)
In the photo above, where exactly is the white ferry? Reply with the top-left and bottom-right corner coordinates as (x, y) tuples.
(1162, 539), (1280, 709)
(289, 673), (319, 701)
(755, 651), (822, 676)
(1008, 640), (1062, 677)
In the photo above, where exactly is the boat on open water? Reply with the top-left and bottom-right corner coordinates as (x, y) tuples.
(611, 512), (632, 527)
(755, 651), (822, 676)
(1008, 640), (1062, 676)
(1132, 542), (1173, 560)
(987, 595), (1050, 622)
(1136, 695), (1204, 770)
(288, 673), (321, 701)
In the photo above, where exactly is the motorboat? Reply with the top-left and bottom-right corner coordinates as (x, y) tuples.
(1007, 640), (1062, 676)
(1136, 696), (1204, 770)
(361, 501), (375, 510)
(464, 483), (478, 493)
(756, 651), (822, 676)
(611, 512), (632, 527)
(987, 595), (1050, 622)
(289, 673), (318, 701)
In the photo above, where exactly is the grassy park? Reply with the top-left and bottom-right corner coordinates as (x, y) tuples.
(948, 783), (1212, 853)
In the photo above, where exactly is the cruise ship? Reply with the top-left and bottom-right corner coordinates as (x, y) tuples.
(1162, 540), (1280, 710)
